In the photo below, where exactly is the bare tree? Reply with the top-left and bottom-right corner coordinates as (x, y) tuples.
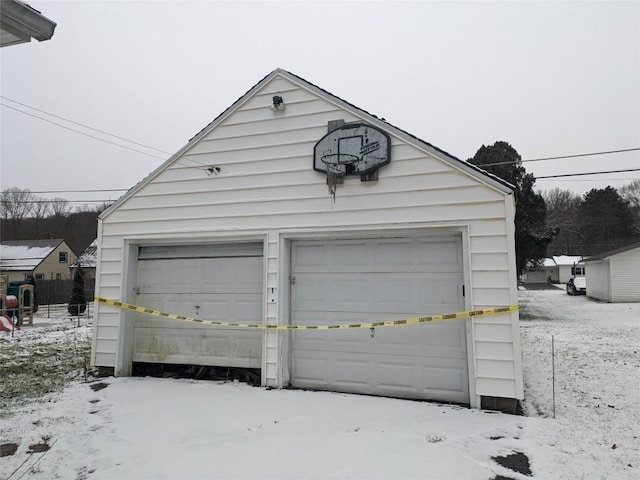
(31, 199), (52, 219)
(542, 188), (581, 255)
(1, 187), (35, 220)
(619, 179), (640, 234)
(50, 197), (72, 217)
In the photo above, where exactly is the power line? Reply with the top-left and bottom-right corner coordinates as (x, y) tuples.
(525, 148), (639, 162)
(1, 95), (171, 155)
(1, 103), (168, 161)
(3, 97), (638, 187)
(4, 96), (639, 170)
(477, 148), (640, 168)
(8, 199), (115, 204)
(536, 168), (640, 179)
(23, 189), (128, 194)
(0, 102), (208, 169)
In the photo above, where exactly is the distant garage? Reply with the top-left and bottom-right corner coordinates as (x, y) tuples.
(584, 242), (640, 303)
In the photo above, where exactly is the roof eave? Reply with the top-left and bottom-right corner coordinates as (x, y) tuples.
(0, 0), (56, 46)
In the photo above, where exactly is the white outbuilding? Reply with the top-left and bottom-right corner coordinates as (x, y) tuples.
(584, 242), (640, 303)
(91, 69), (523, 411)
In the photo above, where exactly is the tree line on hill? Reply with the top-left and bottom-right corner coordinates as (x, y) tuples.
(0, 187), (111, 255)
(469, 141), (639, 274)
(2, 144), (639, 275)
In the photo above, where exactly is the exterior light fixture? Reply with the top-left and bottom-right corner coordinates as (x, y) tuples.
(270, 95), (285, 111)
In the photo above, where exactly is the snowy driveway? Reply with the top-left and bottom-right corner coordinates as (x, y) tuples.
(1, 289), (638, 479)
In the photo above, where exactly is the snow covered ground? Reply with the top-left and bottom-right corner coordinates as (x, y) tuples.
(0, 290), (638, 480)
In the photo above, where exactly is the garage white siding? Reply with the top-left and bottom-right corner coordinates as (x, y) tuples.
(586, 245), (640, 303)
(586, 261), (610, 302)
(92, 69), (523, 404)
(290, 236), (468, 403)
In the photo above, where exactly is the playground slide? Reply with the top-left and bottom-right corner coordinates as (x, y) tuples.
(0, 315), (19, 332)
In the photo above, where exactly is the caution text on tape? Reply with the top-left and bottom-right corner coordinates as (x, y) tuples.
(95, 297), (518, 330)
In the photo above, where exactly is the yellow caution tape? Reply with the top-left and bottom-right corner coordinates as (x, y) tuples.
(95, 297), (518, 330)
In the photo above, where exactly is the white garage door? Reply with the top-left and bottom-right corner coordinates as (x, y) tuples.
(290, 236), (469, 403)
(133, 243), (263, 368)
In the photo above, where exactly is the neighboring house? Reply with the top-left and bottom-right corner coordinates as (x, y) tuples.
(552, 255), (585, 283)
(0, 0), (56, 48)
(523, 255), (584, 284)
(523, 258), (557, 284)
(92, 68), (524, 411)
(0, 239), (77, 282)
(584, 242), (640, 303)
(70, 239), (98, 298)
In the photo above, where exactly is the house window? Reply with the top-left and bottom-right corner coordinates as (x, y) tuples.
(35, 273), (44, 280)
(56, 273), (62, 280)
(571, 266), (585, 276)
(59, 251), (68, 263)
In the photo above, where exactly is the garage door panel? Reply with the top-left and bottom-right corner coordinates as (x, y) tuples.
(333, 358), (370, 386)
(290, 236), (468, 403)
(133, 327), (261, 368)
(134, 244), (263, 368)
(293, 272), (461, 314)
(292, 352), (468, 402)
(293, 324), (465, 359)
(421, 363), (467, 393)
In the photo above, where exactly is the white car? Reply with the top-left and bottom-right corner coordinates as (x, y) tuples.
(566, 276), (586, 295)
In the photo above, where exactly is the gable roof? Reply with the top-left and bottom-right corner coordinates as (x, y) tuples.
(583, 242), (640, 262)
(71, 239), (97, 269)
(552, 255), (584, 266)
(0, 239), (64, 271)
(101, 68), (514, 219)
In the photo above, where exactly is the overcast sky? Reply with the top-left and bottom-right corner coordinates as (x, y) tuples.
(1, 1), (638, 206)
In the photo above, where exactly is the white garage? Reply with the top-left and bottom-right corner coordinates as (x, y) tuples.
(92, 69), (523, 410)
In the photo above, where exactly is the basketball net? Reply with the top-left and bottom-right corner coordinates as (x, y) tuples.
(326, 169), (343, 203)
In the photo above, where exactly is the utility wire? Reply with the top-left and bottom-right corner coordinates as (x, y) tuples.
(2, 97), (638, 184)
(1, 103), (168, 161)
(3, 96), (638, 168)
(0, 103), (208, 169)
(475, 148), (640, 168)
(535, 168), (640, 179)
(7, 168), (638, 201)
(25, 189), (128, 194)
(1, 95), (171, 154)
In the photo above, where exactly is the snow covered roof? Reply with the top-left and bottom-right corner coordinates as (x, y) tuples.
(552, 255), (584, 266)
(583, 242), (640, 262)
(543, 258), (556, 267)
(0, 239), (64, 271)
(71, 239), (97, 269)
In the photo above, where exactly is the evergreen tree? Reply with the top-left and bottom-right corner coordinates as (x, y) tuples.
(578, 187), (638, 256)
(68, 269), (87, 316)
(468, 141), (553, 275)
